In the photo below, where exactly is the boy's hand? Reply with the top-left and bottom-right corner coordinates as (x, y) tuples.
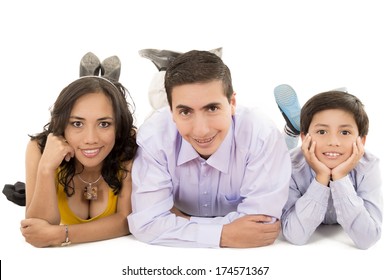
(301, 134), (331, 185)
(331, 137), (365, 180)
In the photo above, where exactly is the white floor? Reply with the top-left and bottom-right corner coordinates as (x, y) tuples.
(1, 1), (389, 279)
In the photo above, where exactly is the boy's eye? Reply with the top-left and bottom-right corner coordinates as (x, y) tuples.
(340, 130), (350, 135)
(317, 130), (326, 135)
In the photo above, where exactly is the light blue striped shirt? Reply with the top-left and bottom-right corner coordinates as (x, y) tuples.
(128, 106), (291, 247)
(282, 147), (383, 249)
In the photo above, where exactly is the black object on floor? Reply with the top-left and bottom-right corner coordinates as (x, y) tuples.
(2, 181), (26, 206)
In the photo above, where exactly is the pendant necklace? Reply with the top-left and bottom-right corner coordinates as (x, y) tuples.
(78, 174), (102, 200)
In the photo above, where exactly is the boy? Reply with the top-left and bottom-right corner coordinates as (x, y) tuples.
(281, 91), (382, 249)
(128, 50), (291, 248)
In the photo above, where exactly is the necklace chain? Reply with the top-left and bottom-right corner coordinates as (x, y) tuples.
(77, 174), (102, 201)
(77, 174), (102, 186)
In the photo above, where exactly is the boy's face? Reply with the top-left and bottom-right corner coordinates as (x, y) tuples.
(302, 108), (365, 169)
(171, 80), (236, 159)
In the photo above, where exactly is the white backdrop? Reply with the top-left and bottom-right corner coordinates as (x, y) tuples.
(1, 0), (388, 279)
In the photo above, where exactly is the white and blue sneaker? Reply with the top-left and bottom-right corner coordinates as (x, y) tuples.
(274, 84), (301, 135)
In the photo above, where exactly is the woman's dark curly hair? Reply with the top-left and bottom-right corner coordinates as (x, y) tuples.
(30, 76), (138, 196)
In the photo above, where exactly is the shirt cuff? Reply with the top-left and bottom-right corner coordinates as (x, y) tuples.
(196, 224), (223, 248)
(329, 175), (356, 200)
(305, 179), (331, 205)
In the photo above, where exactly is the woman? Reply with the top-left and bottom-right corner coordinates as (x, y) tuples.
(20, 75), (137, 247)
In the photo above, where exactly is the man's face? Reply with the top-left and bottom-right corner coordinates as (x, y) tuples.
(171, 80), (236, 159)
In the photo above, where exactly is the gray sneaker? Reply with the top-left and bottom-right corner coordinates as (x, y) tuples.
(139, 47), (223, 71)
(209, 47), (223, 58)
(139, 49), (180, 71)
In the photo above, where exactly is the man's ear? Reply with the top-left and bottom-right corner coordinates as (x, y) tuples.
(230, 92), (237, 115)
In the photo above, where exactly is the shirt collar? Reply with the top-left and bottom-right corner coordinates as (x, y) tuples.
(177, 119), (234, 174)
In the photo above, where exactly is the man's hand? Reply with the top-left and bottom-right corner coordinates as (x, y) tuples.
(220, 215), (280, 248)
(170, 206), (190, 219)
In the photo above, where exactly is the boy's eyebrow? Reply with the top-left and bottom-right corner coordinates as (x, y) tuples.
(313, 123), (354, 128)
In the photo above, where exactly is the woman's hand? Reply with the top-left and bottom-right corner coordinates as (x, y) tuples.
(39, 133), (74, 172)
(20, 218), (63, 248)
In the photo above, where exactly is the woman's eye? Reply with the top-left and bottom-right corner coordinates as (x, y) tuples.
(100, 122), (111, 128)
(72, 121), (83, 128)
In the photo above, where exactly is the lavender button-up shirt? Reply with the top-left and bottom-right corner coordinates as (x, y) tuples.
(128, 106), (291, 247)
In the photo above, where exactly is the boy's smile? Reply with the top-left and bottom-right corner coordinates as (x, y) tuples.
(306, 108), (364, 169)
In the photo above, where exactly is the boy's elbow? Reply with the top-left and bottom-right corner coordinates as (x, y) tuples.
(353, 235), (381, 250)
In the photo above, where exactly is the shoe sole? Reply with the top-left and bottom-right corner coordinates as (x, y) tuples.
(101, 56), (121, 81)
(274, 84), (300, 131)
(80, 52), (100, 77)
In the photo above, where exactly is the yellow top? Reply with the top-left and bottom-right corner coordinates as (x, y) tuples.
(57, 182), (118, 225)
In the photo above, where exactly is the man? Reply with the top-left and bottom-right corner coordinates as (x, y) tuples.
(128, 50), (291, 248)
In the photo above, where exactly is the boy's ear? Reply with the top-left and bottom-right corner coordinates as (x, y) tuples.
(360, 135), (367, 145)
(300, 132), (306, 142)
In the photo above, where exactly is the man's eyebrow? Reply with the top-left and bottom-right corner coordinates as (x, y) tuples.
(175, 104), (192, 110)
(175, 102), (222, 110)
(201, 102), (221, 110)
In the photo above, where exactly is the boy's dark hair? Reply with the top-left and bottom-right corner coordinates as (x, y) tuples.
(164, 50), (234, 108)
(300, 91), (369, 137)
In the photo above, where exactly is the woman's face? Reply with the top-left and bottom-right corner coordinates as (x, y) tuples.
(64, 92), (116, 170)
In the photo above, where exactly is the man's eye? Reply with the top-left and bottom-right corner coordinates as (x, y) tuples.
(179, 110), (190, 116)
(209, 106), (219, 112)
